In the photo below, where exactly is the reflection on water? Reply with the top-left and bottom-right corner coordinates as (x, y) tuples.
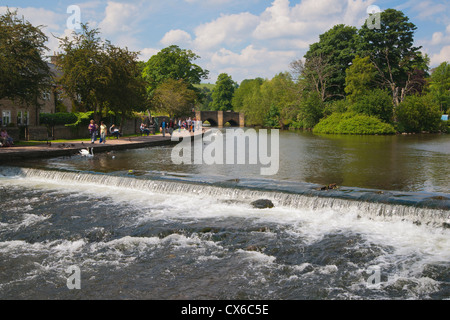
(15, 130), (450, 193)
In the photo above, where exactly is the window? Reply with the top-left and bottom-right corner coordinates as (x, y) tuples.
(17, 110), (29, 126)
(2, 110), (11, 126)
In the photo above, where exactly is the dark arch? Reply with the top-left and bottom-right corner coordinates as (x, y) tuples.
(203, 118), (218, 127)
(224, 119), (239, 127)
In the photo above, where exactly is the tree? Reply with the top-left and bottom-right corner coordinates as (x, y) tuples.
(428, 62), (450, 113)
(142, 45), (209, 99)
(303, 24), (359, 98)
(232, 78), (265, 126)
(56, 24), (110, 118)
(396, 94), (442, 132)
(350, 89), (394, 123)
(0, 9), (51, 106)
(290, 54), (336, 102)
(152, 79), (197, 117)
(103, 43), (148, 127)
(211, 73), (236, 111)
(358, 9), (427, 108)
(344, 55), (378, 102)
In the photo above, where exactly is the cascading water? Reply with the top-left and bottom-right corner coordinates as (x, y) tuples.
(0, 165), (449, 300)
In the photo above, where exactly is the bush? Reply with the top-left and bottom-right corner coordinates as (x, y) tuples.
(40, 113), (78, 126)
(313, 112), (396, 135)
(396, 94), (442, 133)
(65, 111), (95, 128)
(350, 89), (393, 123)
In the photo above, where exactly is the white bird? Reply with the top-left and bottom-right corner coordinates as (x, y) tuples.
(79, 147), (94, 157)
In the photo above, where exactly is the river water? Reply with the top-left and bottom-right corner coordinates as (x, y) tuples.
(0, 130), (449, 300)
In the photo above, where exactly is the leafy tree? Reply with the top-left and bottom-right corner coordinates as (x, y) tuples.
(103, 43), (148, 125)
(152, 79), (197, 117)
(396, 94), (442, 133)
(350, 89), (393, 123)
(304, 24), (360, 98)
(142, 45), (209, 99)
(211, 73), (236, 111)
(345, 55), (378, 102)
(358, 9), (427, 107)
(56, 24), (110, 118)
(0, 9), (51, 106)
(264, 104), (281, 128)
(290, 54), (336, 102)
(232, 78), (265, 126)
(297, 91), (324, 130)
(428, 62), (450, 113)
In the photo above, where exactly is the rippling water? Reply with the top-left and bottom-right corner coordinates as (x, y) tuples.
(0, 131), (449, 300)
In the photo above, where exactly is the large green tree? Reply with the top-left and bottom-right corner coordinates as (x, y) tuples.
(358, 9), (427, 107)
(152, 79), (197, 117)
(211, 73), (236, 111)
(142, 45), (209, 99)
(344, 55), (378, 102)
(303, 24), (359, 99)
(428, 62), (450, 113)
(103, 44), (148, 125)
(0, 9), (51, 106)
(56, 24), (110, 117)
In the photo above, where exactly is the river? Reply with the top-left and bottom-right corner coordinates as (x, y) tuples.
(0, 130), (449, 300)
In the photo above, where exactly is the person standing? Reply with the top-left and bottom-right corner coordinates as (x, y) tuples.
(88, 120), (98, 144)
(161, 119), (166, 137)
(99, 121), (107, 144)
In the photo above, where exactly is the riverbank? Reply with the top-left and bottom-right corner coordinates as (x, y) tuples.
(0, 130), (203, 162)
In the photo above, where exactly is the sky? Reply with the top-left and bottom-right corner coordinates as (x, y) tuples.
(1, 0), (449, 83)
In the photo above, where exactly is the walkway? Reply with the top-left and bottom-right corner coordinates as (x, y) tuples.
(0, 130), (204, 162)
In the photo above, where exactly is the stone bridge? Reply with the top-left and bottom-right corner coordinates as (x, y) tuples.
(195, 111), (245, 127)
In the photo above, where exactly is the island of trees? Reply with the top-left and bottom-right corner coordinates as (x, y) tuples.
(1, 8), (449, 135)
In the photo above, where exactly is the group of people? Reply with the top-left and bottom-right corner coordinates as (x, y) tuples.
(88, 120), (122, 144)
(0, 129), (14, 147)
(160, 118), (201, 137)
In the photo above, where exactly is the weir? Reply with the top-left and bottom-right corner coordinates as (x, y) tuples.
(2, 167), (449, 228)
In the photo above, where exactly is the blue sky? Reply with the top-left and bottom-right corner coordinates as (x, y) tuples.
(1, 0), (449, 83)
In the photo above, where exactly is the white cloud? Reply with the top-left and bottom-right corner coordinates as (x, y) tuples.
(193, 12), (259, 50)
(98, 1), (141, 34)
(139, 47), (161, 61)
(161, 29), (192, 47)
(430, 45), (450, 66)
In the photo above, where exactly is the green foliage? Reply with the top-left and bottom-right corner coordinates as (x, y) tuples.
(428, 62), (450, 113)
(142, 45), (209, 99)
(345, 55), (378, 102)
(66, 111), (95, 128)
(232, 78), (266, 126)
(152, 79), (197, 117)
(313, 112), (396, 135)
(350, 89), (394, 123)
(264, 104), (281, 128)
(40, 113), (78, 127)
(0, 9), (51, 105)
(396, 94), (442, 133)
(304, 24), (359, 98)
(211, 73), (236, 111)
(358, 9), (426, 106)
(297, 92), (324, 129)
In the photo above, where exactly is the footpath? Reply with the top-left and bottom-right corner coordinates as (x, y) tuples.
(0, 130), (202, 163)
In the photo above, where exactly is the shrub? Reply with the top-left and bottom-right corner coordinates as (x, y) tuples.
(40, 113), (78, 126)
(313, 112), (396, 135)
(396, 94), (442, 133)
(350, 89), (393, 123)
